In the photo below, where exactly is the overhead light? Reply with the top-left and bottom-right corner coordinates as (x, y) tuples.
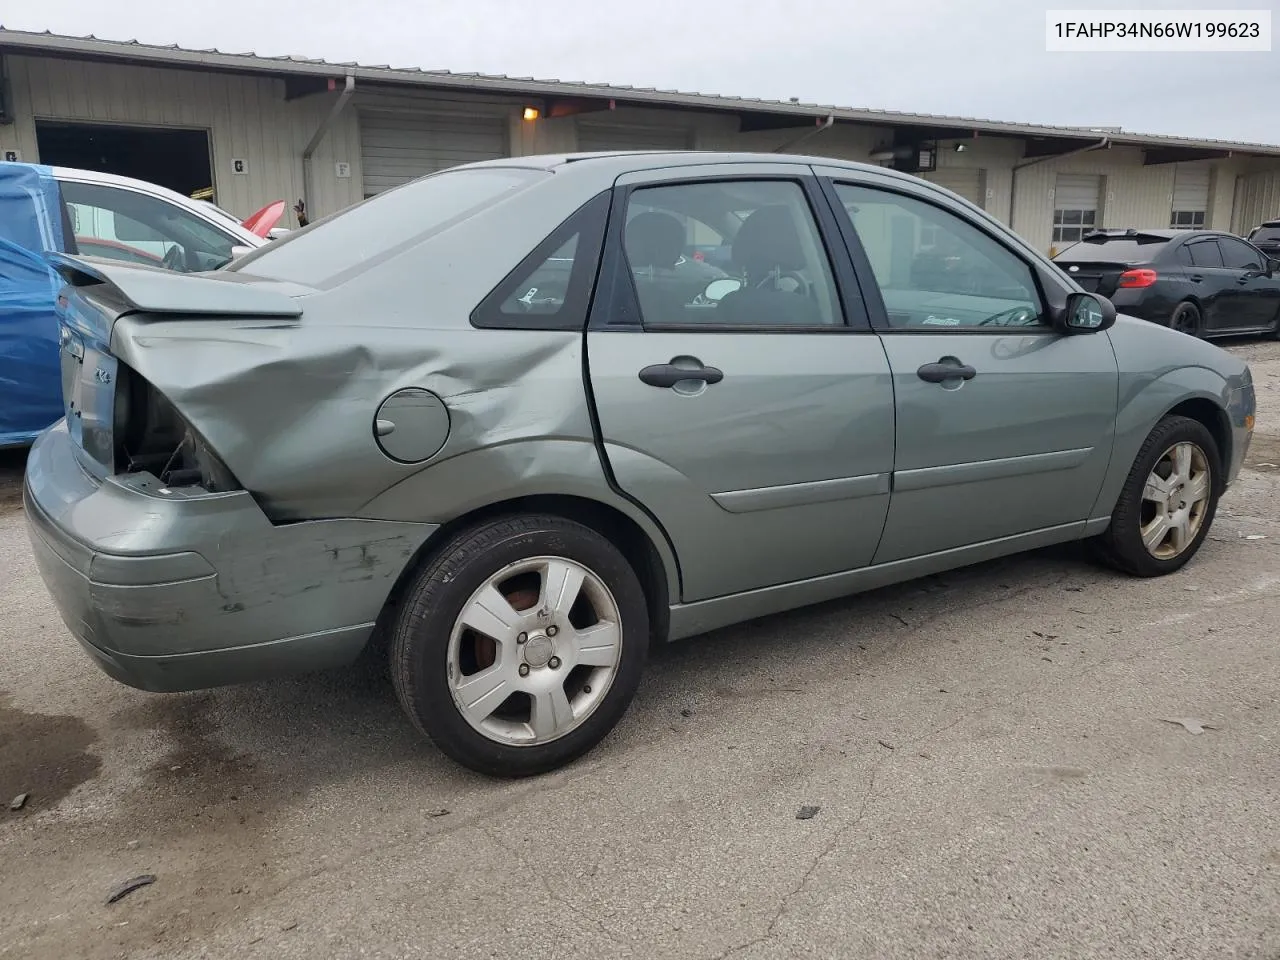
(954, 142), (967, 152)
(523, 106), (540, 121)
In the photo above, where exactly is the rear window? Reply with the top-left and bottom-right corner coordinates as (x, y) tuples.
(230, 167), (544, 287)
(1249, 226), (1280, 243)
(1054, 235), (1169, 262)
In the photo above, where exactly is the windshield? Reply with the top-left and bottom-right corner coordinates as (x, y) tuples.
(60, 180), (241, 272)
(1249, 226), (1280, 243)
(230, 167), (544, 288)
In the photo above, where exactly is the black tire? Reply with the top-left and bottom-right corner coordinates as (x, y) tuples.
(1092, 415), (1222, 578)
(1169, 301), (1202, 338)
(390, 514), (649, 778)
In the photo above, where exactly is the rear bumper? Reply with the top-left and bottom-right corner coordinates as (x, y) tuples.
(24, 422), (437, 693)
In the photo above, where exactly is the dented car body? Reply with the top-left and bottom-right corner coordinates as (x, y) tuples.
(25, 152), (1256, 776)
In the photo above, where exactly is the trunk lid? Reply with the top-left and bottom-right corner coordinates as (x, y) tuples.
(49, 254), (306, 480)
(1055, 260), (1142, 298)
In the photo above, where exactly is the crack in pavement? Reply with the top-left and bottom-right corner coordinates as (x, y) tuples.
(709, 762), (884, 960)
(478, 823), (629, 951)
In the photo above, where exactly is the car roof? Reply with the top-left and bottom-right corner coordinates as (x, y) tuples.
(467, 149), (940, 188)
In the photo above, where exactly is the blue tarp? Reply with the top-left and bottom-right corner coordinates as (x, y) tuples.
(0, 162), (66, 448)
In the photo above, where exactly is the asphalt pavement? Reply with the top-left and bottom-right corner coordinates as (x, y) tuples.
(2, 341), (1278, 960)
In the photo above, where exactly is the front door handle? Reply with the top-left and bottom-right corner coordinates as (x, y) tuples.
(638, 362), (724, 388)
(917, 361), (977, 383)
(1188, 274), (1204, 283)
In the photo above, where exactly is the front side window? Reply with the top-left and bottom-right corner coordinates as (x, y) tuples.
(833, 182), (1044, 331)
(60, 180), (239, 272)
(620, 179), (842, 328)
(1218, 237), (1262, 270)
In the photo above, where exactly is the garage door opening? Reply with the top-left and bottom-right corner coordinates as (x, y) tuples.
(34, 121), (214, 198)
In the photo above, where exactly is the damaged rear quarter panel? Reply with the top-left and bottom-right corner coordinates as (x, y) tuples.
(108, 166), (625, 525)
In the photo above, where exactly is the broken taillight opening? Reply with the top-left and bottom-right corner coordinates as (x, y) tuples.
(112, 364), (241, 492)
(1117, 268), (1158, 288)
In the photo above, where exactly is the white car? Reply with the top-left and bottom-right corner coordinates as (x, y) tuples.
(50, 166), (279, 270)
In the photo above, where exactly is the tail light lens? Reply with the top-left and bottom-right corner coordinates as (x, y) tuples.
(1118, 268), (1158, 288)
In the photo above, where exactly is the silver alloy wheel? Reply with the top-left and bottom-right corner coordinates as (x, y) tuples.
(1140, 441), (1212, 559)
(447, 556), (623, 746)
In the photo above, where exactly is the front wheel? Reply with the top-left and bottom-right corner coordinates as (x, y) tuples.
(390, 514), (649, 777)
(1092, 415), (1220, 577)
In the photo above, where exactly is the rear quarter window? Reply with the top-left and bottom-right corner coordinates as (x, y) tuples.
(229, 167), (545, 288)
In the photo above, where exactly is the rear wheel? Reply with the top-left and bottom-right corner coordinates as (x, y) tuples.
(1092, 415), (1220, 577)
(1169, 301), (1202, 337)
(390, 514), (649, 777)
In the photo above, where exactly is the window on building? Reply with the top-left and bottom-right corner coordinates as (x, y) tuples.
(1169, 210), (1206, 230)
(1052, 208), (1097, 245)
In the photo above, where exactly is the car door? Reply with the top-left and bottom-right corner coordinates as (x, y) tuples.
(1180, 238), (1234, 331)
(585, 164), (897, 603)
(1216, 235), (1280, 331)
(57, 178), (242, 272)
(814, 168), (1119, 564)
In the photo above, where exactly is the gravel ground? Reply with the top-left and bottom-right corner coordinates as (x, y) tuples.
(1, 340), (1278, 960)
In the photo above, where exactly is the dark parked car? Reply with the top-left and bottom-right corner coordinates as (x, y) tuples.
(1052, 228), (1280, 339)
(1247, 220), (1280, 260)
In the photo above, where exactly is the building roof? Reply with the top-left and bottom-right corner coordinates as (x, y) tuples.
(3, 27), (1280, 158)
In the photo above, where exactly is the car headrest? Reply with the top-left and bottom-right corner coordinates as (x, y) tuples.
(625, 212), (685, 270)
(732, 205), (808, 276)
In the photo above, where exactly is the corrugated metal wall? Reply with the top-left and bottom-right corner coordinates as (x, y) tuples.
(1232, 171), (1280, 235)
(0, 54), (363, 224)
(1, 54), (1276, 245)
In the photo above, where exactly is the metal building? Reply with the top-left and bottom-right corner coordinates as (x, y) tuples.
(2, 28), (1279, 252)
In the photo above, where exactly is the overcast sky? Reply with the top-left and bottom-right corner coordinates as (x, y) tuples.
(4, 0), (1278, 143)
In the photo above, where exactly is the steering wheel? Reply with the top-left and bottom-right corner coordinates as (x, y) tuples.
(978, 305), (1041, 327)
(162, 245), (187, 272)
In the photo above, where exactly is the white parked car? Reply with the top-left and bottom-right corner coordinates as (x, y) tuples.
(50, 166), (281, 269)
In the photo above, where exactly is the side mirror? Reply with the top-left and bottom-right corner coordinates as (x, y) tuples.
(1056, 292), (1116, 334)
(229, 244), (255, 260)
(703, 278), (742, 301)
(1267, 258), (1280, 278)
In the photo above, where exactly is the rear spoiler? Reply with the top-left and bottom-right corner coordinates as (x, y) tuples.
(47, 253), (304, 319)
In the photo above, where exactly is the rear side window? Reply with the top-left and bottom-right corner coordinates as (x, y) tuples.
(231, 167), (543, 288)
(1053, 236), (1168, 262)
(1186, 240), (1223, 267)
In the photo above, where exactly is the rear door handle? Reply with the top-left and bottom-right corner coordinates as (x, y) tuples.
(1189, 274), (1203, 283)
(917, 361), (976, 383)
(638, 362), (724, 388)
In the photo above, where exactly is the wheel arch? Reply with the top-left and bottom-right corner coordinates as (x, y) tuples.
(371, 493), (677, 655)
(1089, 366), (1232, 521)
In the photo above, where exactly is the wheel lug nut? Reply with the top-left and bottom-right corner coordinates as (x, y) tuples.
(517, 632), (527, 644)
(546, 625), (559, 637)
(549, 657), (561, 670)
(518, 664), (530, 677)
